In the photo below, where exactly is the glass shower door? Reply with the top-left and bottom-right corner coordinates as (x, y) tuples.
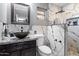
(67, 25), (79, 56)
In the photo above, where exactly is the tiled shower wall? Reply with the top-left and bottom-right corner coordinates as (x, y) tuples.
(47, 25), (64, 56)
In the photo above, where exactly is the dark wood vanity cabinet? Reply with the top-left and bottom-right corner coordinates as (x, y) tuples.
(0, 40), (36, 56)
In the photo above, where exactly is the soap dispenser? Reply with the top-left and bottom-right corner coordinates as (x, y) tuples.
(4, 25), (8, 37)
(2, 23), (8, 37)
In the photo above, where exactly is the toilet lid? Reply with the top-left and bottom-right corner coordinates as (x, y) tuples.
(38, 46), (51, 54)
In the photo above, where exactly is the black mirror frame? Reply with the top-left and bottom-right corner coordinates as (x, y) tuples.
(11, 3), (30, 25)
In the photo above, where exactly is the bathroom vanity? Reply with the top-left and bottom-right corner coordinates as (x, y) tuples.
(0, 34), (44, 56)
(0, 39), (36, 56)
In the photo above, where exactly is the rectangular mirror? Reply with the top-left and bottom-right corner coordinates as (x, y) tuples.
(11, 3), (30, 25)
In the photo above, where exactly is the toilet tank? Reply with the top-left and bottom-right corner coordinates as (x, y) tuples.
(37, 37), (45, 47)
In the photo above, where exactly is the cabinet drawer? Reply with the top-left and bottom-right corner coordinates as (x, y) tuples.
(23, 40), (36, 49)
(0, 45), (10, 52)
(22, 47), (36, 56)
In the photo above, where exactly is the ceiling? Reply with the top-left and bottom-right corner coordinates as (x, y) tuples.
(53, 3), (70, 7)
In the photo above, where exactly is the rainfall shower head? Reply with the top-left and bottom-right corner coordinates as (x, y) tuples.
(56, 7), (65, 14)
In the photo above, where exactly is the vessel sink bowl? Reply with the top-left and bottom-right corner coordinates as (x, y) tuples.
(14, 32), (29, 39)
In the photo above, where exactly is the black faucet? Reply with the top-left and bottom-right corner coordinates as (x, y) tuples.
(21, 26), (23, 32)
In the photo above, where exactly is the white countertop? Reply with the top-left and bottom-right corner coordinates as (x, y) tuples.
(0, 34), (44, 45)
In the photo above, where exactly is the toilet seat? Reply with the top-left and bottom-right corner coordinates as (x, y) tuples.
(38, 45), (52, 55)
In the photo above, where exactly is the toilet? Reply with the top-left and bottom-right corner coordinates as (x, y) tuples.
(38, 45), (52, 56)
(37, 37), (52, 56)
